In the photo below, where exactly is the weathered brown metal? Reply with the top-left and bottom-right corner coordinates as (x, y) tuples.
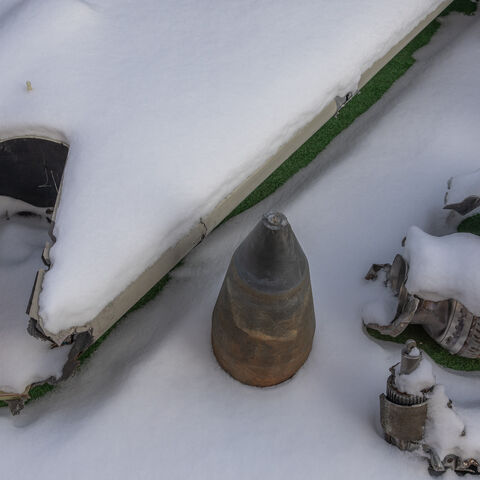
(211, 212), (315, 387)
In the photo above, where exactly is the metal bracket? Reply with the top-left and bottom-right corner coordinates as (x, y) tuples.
(334, 91), (356, 116)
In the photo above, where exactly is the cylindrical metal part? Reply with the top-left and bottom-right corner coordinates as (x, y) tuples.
(400, 339), (422, 375)
(380, 394), (428, 451)
(211, 212), (316, 387)
(380, 340), (432, 451)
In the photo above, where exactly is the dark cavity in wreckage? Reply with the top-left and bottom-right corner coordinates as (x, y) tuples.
(0, 137), (73, 414)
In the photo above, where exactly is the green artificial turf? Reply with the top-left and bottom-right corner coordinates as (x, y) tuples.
(458, 213), (480, 235)
(2, 0), (477, 410)
(440, 0), (478, 16)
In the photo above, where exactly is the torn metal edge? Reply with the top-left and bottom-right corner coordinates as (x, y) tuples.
(0, 136), (69, 406)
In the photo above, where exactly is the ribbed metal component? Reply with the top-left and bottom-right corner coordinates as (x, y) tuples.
(424, 300), (475, 355)
(457, 314), (480, 359)
(386, 374), (426, 406)
(380, 340), (430, 452)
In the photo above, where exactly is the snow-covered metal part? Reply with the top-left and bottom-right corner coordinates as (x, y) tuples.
(365, 255), (480, 358)
(379, 341), (480, 475)
(0, 0), (455, 409)
(0, 138), (73, 410)
(380, 340), (429, 451)
(22, 0), (454, 351)
(444, 170), (480, 216)
(444, 195), (480, 216)
(211, 212), (315, 387)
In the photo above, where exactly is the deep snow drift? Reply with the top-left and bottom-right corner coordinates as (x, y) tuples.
(1, 9), (479, 479)
(0, 0), (446, 335)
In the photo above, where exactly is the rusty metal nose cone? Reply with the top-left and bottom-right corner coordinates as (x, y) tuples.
(212, 212), (316, 387)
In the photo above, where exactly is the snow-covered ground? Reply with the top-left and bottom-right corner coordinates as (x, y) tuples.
(0, 0), (446, 336)
(1, 8), (480, 480)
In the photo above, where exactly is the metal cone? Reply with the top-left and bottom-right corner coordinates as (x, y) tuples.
(212, 212), (315, 386)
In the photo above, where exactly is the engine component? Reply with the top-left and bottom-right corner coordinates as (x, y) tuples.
(380, 340), (429, 451)
(365, 255), (480, 359)
(379, 340), (480, 476)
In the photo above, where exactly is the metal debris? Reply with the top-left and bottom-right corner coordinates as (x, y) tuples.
(211, 212), (315, 387)
(380, 341), (480, 476)
(365, 255), (480, 359)
(380, 340), (429, 452)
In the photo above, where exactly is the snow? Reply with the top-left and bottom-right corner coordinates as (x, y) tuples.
(0, 216), (70, 394)
(0, 0), (446, 334)
(1, 6), (480, 480)
(0, 196), (47, 218)
(362, 295), (398, 327)
(394, 356), (435, 396)
(404, 226), (480, 315)
(425, 385), (480, 460)
(410, 347), (420, 357)
(361, 271), (398, 326)
(445, 169), (480, 206)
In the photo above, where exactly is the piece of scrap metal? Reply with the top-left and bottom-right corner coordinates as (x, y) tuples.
(380, 340), (480, 476)
(365, 255), (480, 359)
(212, 212), (315, 387)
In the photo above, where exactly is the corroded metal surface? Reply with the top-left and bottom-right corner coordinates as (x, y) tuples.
(212, 212), (315, 387)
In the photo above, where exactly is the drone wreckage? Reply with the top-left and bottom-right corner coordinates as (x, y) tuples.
(212, 204), (480, 475)
(366, 172), (480, 474)
(3, 140), (480, 473)
(380, 339), (479, 475)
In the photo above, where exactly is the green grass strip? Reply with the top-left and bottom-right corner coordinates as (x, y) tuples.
(2, 0), (477, 410)
(458, 213), (480, 235)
